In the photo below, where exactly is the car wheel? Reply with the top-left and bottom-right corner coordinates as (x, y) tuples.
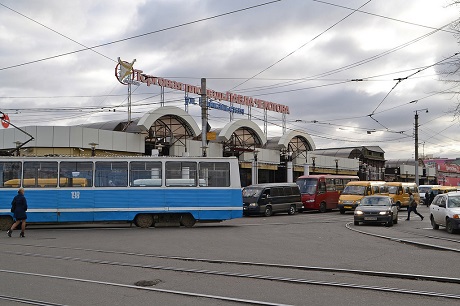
(393, 212), (398, 224)
(319, 202), (327, 213)
(264, 206), (272, 217)
(354, 220), (359, 226)
(430, 215), (439, 230)
(446, 219), (456, 234)
(339, 208), (345, 214)
(288, 205), (296, 215)
(385, 216), (393, 227)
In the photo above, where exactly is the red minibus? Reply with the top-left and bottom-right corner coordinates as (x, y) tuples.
(296, 175), (359, 213)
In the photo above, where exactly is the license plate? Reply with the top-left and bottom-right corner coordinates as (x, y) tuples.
(364, 217), (377, 221)
(344, 206), (352, 209)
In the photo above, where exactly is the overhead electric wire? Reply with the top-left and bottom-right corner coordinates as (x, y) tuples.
(228, 0), (373, 91)
(312, 0), (460, 35)
(234, 20), (454, 95)
(369, 52), (460, 116)
(0, 2), (114, 63)
(0, 0), (284, 72)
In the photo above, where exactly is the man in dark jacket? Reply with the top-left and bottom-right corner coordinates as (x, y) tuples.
(7, 187), (28, 238)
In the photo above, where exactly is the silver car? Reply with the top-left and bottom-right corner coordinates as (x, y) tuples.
(354, 195), (399, 227)
(430, 192), (460, 234)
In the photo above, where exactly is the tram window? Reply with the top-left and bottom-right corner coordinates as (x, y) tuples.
(0, 162), (22, 188)
(165, 161), (197, 187)
(23, 161), (58, 188)
(130, 161), (162, 187)
(95, 162), (128, 187)
(198, 162), (230, 187)
(59, 162), (93, 187)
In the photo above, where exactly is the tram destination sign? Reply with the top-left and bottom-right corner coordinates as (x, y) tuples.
(115, 59), (290, 114)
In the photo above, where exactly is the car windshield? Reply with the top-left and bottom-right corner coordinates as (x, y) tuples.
(360, 197), (390, 206)
(419, 186), (432, 193)
(296, 178), (317, 195)
(242, 187), (263, 198)
(448, 196), (460, 208)
(342, 185), (366, 195)
(387, 186), (399, 194)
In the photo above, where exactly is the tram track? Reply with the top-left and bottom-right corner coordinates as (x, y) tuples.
(0, 294), (65, 306)
(346, 222), (460, 252)
(2, 246), (460, 301)
(0, 269), (287, 306)
(3, 241), (460, 284)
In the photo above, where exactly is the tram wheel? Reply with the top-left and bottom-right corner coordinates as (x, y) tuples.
(134, 214), (154, 228)
(180, 214), (196, 227)
(0, 216), (13, 231)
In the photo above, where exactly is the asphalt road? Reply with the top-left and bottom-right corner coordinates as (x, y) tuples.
(1, 204), (459, 306)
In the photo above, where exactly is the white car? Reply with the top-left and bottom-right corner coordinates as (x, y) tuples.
(430, 192), (460, 234)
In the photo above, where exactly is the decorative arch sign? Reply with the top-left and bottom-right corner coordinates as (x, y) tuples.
(115, 60), (290, 115)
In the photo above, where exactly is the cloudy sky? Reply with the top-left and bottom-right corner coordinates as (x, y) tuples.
(1, 0), (459, 160)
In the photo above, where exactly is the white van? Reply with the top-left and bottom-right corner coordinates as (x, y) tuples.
(419, 185), (441, 203)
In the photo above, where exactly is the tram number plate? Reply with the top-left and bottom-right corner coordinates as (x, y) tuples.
(364, 217), (377, 221)
(344, 206), (352, 209)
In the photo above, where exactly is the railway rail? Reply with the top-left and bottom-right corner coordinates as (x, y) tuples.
(2, 242), (460, 302)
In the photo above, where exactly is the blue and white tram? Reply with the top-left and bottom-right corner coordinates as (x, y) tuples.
(0, 156), (243, 229)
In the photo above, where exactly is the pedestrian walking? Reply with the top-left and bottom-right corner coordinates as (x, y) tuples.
(424, 191), (430, 207)
(7, 187), (28, 238)
(406, 191), (423, 221)
(429, 191), (435, 204)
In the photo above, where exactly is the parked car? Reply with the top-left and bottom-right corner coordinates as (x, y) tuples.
(354, 195), (398, 227)
(242, 183), (302, 217)
(430, 192), (460, 234)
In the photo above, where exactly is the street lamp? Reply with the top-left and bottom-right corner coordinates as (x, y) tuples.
(89, 142), (98, 157)
(13, 141), (22, 157)
(252, 150), (259, 185)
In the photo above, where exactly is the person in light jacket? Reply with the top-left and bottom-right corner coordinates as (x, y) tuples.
(406, 191), (423, 221)
(7, 187), (28, 238)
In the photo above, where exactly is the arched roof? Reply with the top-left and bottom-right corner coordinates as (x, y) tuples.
(217, 119), (267, 145)
(137, 106), (201, 137)
(277, 130), (315, 151)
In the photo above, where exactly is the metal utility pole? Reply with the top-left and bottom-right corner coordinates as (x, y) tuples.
(414, 109), (428, 185)
(201, 78), (208, 157)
